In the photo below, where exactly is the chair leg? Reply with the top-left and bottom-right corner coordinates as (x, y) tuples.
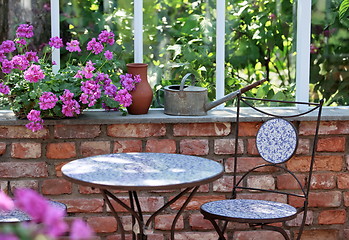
(296, 208), (308, 240)
(261, 224), (290, 240)
(206, 218), (227, 240)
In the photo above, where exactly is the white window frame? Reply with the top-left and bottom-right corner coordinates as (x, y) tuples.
(50, 0), (311, 105)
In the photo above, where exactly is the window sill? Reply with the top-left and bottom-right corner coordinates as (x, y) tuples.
(0, 106), (347, 126)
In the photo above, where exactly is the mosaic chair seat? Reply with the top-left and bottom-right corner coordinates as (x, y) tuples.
(0, 200), (67, 223)
(200, 95), (323, 240)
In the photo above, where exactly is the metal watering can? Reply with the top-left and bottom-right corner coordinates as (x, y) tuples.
(163, 73), (266, 116)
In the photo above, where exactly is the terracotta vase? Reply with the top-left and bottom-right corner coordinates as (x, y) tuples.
(126, 63), (153, 114)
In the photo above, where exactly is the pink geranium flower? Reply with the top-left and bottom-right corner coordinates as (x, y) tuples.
(49, 36), (64, 49)
(0, 190), (15, 211)
(39, 92), (58, 110)
(66, 40), (81, 52)
(70, 219), (94, 240)
(24, 64), (45, 83)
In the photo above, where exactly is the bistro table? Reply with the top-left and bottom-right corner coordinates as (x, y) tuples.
(61, 152), (224, 240)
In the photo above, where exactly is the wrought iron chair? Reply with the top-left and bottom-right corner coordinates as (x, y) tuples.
(200, 95), (323, 240)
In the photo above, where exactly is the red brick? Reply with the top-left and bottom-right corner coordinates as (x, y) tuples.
(113, 140), (142, 153)
(337, 173), (349, 189)
(0, 162), (48, 178)
(170, 195), (226, 211)
(289, 191), (341, 208)
(54, 125), (101, 138)
(212, 175), (234, 192)
(239, 122), (262, 136)
(236, 193), (287, 203)
(318, 209), (346, 224)
(277, 173), (306, 190)
(146, 139), (176, 153)
(87, 216), (117, 233)
(54, 161), (69, 177)
(247, 139), (258, 155)
(154, 214), (184, 230)
(107, 197), (164, 213)
(286, 211), (313, 226)
(310, 173), (336, 190)
(81, 141), (111, 157)
(42, 179), (72, 195)
(59, 198), (104, 213)
(300, 121), (349, 135)
(78, 185), (101, 194)
(214, 139), (243, 155)
(247, 175), (275, 190)
(317, 137), (345, 152)
(297, 229), (339, 240)
(344, 192), (349, 206)
(107, 123), (166, 138)
(287, 155), (343, 172)
(296, 138), (310, 154)
(10, 180), (39, 192)
(179, 139), (209, 155)
(173, 232), (219, 240)
(11, 142), (41, 159)
(173, 122), (231, 136)
(188, 213), (214, 230)
(233, 230), (286, 240)
(225, 157), (277, 173)
(46, 142), (76, 159)
(0, 126), (49, 138)
(0, 142), (6, 155)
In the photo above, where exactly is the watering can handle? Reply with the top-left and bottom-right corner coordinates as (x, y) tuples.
(180, 73), (196, 91)
(240, 79), (267, 94)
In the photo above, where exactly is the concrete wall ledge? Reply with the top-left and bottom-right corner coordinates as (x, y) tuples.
(0, 106), (348, 125)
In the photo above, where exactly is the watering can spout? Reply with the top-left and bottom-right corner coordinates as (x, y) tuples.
(205, 79), (267, 111)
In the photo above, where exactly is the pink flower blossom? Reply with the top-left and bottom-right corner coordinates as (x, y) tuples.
(0, 82), (10, 94)
(25, 121), (44, 132)
(115, 88), (132, 107)
(60, 89), (81, 117)
(25, 51), (39, 62)
(16, 38), (27, 46)
(24, 64), (45, 83)
(120, 73), (141, 91)
(42, 204), (68, 238)
(0, 190), (15, 211)
(0, 233), (19, 240)
(11, 55), (30, 70)
(104, 50), (113, 60)
(0, 40), (16, 53)
(87, 38), (104, 54)
(0, 50), (6, 62)
(39, 92), (58, 110)
(98, 30), (115, 45)
(25, 110), (44, 132)
(14, 188), (48, 222)
(70, 219), (94, 240)
(16, 24), (34, 38)
(49, 36), (64, 49)
(1, 59), (14, 74)
(80, 80), (101, 107)
(66, 40), (81, 52)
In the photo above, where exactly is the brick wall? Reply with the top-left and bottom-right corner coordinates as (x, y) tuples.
(0, 118), (348, 240)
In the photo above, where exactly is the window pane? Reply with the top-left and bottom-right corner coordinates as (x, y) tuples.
(310, 0), (349, 105)
(225, 0), (296, 103)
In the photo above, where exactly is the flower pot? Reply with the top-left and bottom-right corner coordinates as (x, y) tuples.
(126, 63), (153, 114)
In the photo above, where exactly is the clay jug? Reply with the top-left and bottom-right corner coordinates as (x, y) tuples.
(126, 63), (153, 114)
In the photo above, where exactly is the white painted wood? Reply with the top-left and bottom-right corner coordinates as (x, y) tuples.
(296, 0), (311, 106)
(216, 0), (225, 108)
(50, 0), (60, 73)
(134, 0), (143, 63)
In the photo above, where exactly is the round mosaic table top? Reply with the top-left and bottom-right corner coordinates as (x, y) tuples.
(62, 153), (224, 191)
(256, 118), (298, 164)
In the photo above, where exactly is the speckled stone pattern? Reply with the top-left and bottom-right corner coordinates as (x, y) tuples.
(62, 153), (224, 190)
(201, 199), (297, 221)
(256, 118), (298, 164)
(0, 201), (66, 223)
(0, 209), (30, 223)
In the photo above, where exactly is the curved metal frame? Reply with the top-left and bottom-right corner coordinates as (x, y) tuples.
(102, 187), (199, 240)
(202, 95), (323, 240)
